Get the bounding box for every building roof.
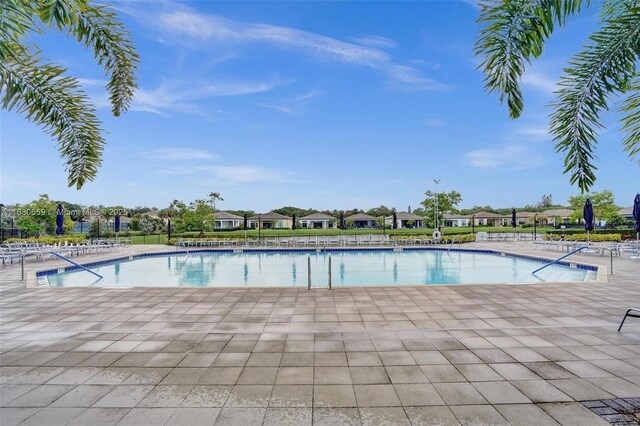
[249,211,291,220]
[394,211,424,220]
[345,213,377,221]
[443,213,469,219]
[216,211,244,220]
[516,211,536,218]
[300,213,337,221]
[542,208,574,217]
[471,211,507,218]
[618,207,633,216]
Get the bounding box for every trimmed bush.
[546,233,621,242]
[6,236,86,244]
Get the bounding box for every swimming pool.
[37,248,597,287]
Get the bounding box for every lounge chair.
[618,308,640,331]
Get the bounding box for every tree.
[568,190,619,223]
[539,194,553,208]
[476,0,640,192]
[207,192,224,212]
[367,205,393,217]
[1,0,139,188]
[420,190,463,228]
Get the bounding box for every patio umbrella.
[114,214,121,233]
[392,212,398,229]
[339,212,345,229]
[583,198,594,243]
[633,193,640,245]
[243,214,248,230]
[511,208,516,228]
[292,214,296,230]
[55,203,64,235]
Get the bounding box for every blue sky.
[2,0,639,211]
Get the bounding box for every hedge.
[546,233,621,242]
[167,234,477,246]
[5,236,87,244]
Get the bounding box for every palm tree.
[475,0,640,192]
[1,0,139,188]
[207,192,224,212]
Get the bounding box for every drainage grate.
[582,398,640,425]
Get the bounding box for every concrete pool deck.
[1,242,639,425]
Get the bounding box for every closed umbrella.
[511,208,516,228]
[583,199,594,244]
[633,193,640,249]
[339,212,345,229]
[243,214,248,230]
[292,214,297,230]
[114,214,121,233]
[392,211,398,229]
[55,203,64,235]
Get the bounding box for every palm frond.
[37,1,139,116]
[0,0,38,61]
[550,5,640,192]
[475,0,587,118]
[0,50,104,188]
[619,77,640,163]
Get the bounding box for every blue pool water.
[40,249,597,287]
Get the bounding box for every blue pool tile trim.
[35,246,599,277]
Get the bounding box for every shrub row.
[5,236,87,244]
[546,233,622,242]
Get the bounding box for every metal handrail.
[532,245,613,275]
[49,251,103,279]
[447,236,457,254]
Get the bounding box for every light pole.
[0,203,5,241]
[533,214,537,241]
[433,179,440,231]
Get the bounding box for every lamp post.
[472,214,475,234]
[533,214,537,241]
[0,203,4,241]
[433,179,440,231]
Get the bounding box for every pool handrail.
[532,245,613,275]
[49,251,103,280]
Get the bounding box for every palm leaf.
[0,50,104,188]
[551,5,640,192]
[475,0,587,118]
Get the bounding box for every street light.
[533,214,538,241]
[0,203,5,241]
[433,179,441,231]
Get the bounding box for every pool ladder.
[307,254,332,290]
[532,245,614,275]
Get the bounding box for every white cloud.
[146,147,217,161]
[351,35,398,49]
[209,165,283,182]
[425,118,446,127]
[465,145,545,170]
[521,72,558,93]
[130,78,288,116]
[132,5,448,92]
[159,164,287,183]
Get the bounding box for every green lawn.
[126,226,553,244]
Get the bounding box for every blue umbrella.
[292,214,296,230]
[511,208,516,228]
[55,203,64,235]
[583,199,594,242]
[633,193,640,234]
[114,214,121,233]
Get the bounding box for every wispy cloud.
[521,72,558,93]
[130,78,289,116]
[130,4,448,92]
[465,145,545,170]
[351,35,397,49]
[258,89,323,115]
[159,164,290,183]
[425,117,446,127]
[145,147,217,161]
